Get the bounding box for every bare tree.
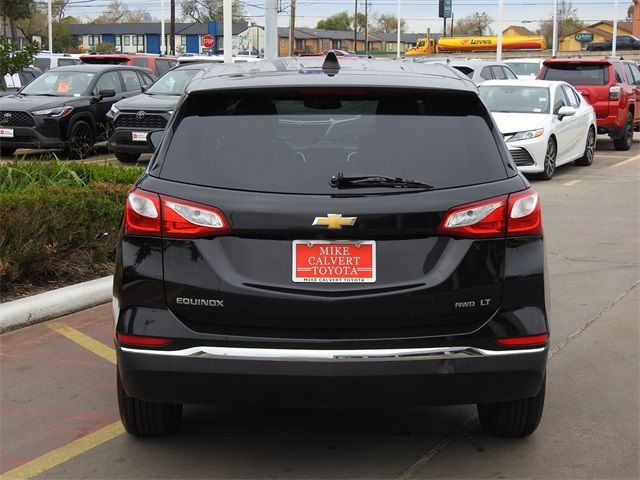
[370,13,406,33]
[181,0,247,23]
[537,0,584,48]
[452,12,493,36]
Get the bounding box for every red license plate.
[292,241,376,283]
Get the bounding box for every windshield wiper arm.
[329,173,434,190]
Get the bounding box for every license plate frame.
[292,240,376,283]
[131,131,148,142]
[0,128,14,138]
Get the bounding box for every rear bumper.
[116,344,548,407]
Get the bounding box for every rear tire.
[115,152,141,163]
[0,147,16,157]
[117,368,182,437]
[612,112,634,151]
[477,374,546,438]
[575,127,595,166]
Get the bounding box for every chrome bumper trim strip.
[120,345,546,362]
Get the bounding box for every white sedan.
[479,80,597,180]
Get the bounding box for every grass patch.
[0,161,144,300]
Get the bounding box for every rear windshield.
[157,89,507,194]
[506,62,540,76]
[541,63,608,85]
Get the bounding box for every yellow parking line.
[47,322,116,365]
[607,154,640,169]
[0,422,125,480]
[562,179,582,186]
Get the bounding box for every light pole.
[552,0,558,56]
[48,0,53,52]
[496,0,503,61]
[396,0,401,58]
[612,0,619,56]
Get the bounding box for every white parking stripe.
[607,154,640,169]
[562,180,582,186]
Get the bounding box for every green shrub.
[0,159,142,192]
[0,161,144,299]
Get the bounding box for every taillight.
[124,187,231,238]
[438,195,507,238]
[496,333,549,346]
[124,188,161,236]
[162,196,230,238]
[507,188,542,236]
[609,85,621,100]
[438,187,542,238]
[117,332,173,347]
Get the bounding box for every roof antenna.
[322,51,340,76]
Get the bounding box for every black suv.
[107,63,208,163]
[0,64,155,158]
[114,54,549,438]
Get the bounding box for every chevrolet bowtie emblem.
[312,214,357,229]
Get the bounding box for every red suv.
[80,54,178,77]
[537,58,640,150]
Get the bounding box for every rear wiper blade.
[329,173,434,190]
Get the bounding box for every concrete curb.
[0,276,113,334]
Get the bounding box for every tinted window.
[121,70,141,91]
[34,58,51,71]
[542,63,608,85]
[156,59,171,75]
[553,89,568,114]
[628,63,640,84]
[503,67,518,80]
[157,90,507,193]
[452,66,474,79]
[613,63,625,83]
[57,58,76,66]
[491,66,506,79]
[138,72,155,87]
[505,62,540,76]
[95,71,123,94]
[480,67,493,80]
[562,85,579,107]
[133,58,148,68]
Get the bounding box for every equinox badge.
[176,297,224,307]
[312,214,357,229]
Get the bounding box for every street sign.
[575,32,594,42]
[439,0,452,19]
[202,34,215,49]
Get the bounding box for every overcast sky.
[64,0,622,34]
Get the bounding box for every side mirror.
[557,105,576,119]
[148,130,164,151]
[98,89,116,99]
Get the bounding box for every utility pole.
[265,0,278,58]
[551,0,558,56]
[612,0,619,56]
[289,0,296,56]
[224,0,232,63]
[354,0,358,54]
[170,0,175,55]
[396,0,400,58]
[496,0,503,61]
[47,0,53,52]
[160,0,165,55]
[364,0,368,55]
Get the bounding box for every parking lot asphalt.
[0,136,638,479]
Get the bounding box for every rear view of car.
[114,56,548,439]
[538,58,640,150]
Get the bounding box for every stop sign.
[202,34,215,49]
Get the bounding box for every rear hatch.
[539,60,610,118]
[147,87,522,339]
